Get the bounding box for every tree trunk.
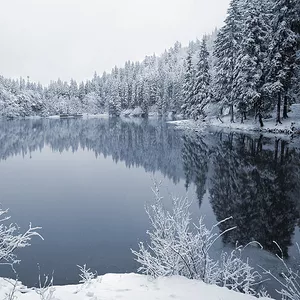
[276,93,282,124]
[230,104,234,123]
[283,94,288,119]
[258,113,264,127]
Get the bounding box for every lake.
[0,117,300,298]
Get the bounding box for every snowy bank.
[0,273,272,300]
[169,104,300,135]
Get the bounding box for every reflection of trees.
[0,118,184,183]
[181,133,210,206]
[1,118,300,257]
[209,133,300,257]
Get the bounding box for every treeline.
[0,0,299,124]
[0,32,214,118]
[212,0,300,126]
[182,0,300,125]
[0,33,216,118]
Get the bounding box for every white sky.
[0,0,230,85]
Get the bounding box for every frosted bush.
[132,183,262,296]
[35,271,55,300]
[260,242,300,300]
[0,206,42,269]
[77,264,97,286]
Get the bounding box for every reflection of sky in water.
[0,118,300,299]
[0,144,196,286]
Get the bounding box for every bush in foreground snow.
[0,206,42,270]
[260,242,300,300]
[132,183,263,296]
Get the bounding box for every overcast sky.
[0,0,230,85]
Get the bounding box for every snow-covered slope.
[0,273,272,300]
[209,103,300,134]
[169,103,300,135]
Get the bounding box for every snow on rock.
[0,273,272,300]
[121,107,144,117]
[131,106,143,117]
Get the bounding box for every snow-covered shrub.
[0,206,42,269]
[77,264,97,287]
[261,242,300,300]
[3,278,18,300]
[35,271,55,300]
[219,246,261,295]
[132,183,262,295]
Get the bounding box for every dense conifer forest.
[0,0,299,126]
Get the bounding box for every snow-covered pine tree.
[141,79,150,116]
[268,0,299,123]
[234,0,271,125]
[181,52,194,118]
[108,76,122,117]
[78,82,86,101]
[290,0,300,103]
[213,0,245,122]
[191,37,211,120]
[69,79,78,98]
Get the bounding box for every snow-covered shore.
[0,273,271,300]
[169,104,300,135]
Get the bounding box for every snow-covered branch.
[0,206,43,269]
[260,242,300,300]
[132,184,263,296]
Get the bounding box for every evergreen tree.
[109,81,121,117]
[268,0,299,123]
[181,52,194,118]
[191,38,211,120]
[78,82,86,101]
[234,0,271,125]
[69,79,78,98]
[214,0,244,122]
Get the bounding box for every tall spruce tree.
[181,52,194,118]
[191,38,211,120]
[234,0,271,125]
[268,0,299,123]
[214,0,245,122]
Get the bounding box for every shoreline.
[0,273,271,300]
[168,104,300,136]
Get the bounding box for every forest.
[0,0,299,125]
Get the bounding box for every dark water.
[0,117,300,297]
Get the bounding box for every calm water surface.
[0,117,300,298]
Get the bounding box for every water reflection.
[0,118,300,288]
[208,133,300,257]
[181,133,210,207]
[181,129,300,257]
[0,118,184,183]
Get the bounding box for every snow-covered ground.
[169,104,300,135]
[0,273,271,300]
